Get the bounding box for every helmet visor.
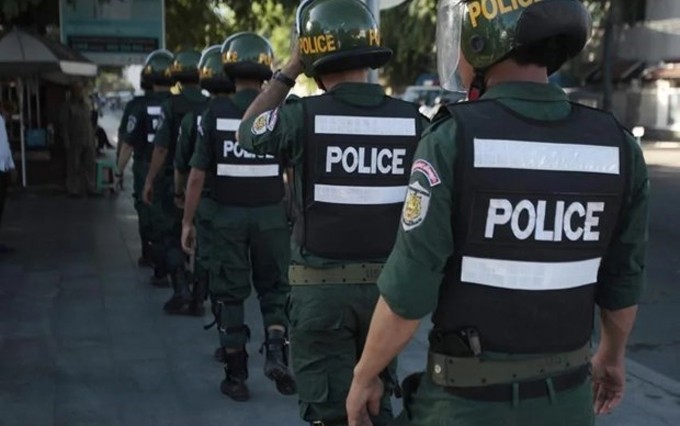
[436,0,465,91]
[295,0,316,35]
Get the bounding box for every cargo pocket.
[288,287,346,331]
[298,372,330,404]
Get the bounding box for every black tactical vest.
[433,100,629,354]
[168,92,207,165]
[209,97,284,206]
[139,98,163,162]
[296,93,422,259]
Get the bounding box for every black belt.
[444,365,589,402]
[311,417,347,426]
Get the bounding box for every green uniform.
[153,86,208,274]
[374,83,649,426]
[239,83,428,424]
[175,109,212,296]
[119,96,151,254]
[190,89,290,349]
[119,93,171,262]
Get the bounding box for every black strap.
[310,418,348,426]
[444,365,589,402]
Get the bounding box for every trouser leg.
[208,216,252,400]
[0,172,8,232]
[289,285,394,426]
[249,214,295,395]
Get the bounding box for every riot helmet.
[199,45,234,94]
[437,0,591,93]
[220,32,274,81]
[142,49,174,88]
[168,49,202,84]
[296,0,392,77]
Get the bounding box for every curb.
[626,357,680,396]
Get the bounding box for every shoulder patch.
[157,110,165,130]
[411,159,441,187]
[251,110,272,135]
[267,108,279,131]
[401,181,431,232]
[126,115,137,133]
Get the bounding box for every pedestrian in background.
[60,83,96,197]
[0,102,15,253]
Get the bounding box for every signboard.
[60,0,165,66]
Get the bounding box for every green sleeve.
[189,109,215,171]
[237,102,305,162]
[174,112,196,173]
[377,118,458,320]
[154,100,173,149]
[595,135,649,310]
[118,99,139,146]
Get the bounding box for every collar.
[481,82,568,103]
[327,82,385,97]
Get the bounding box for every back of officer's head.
[220,32,274,87]
[199,45,234,95]
[438,0,591,92]
[296,0,392,85]
[143,49,174,90]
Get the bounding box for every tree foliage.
[380,0,437,90]
[0,0,651,90]
[165,0,296,68]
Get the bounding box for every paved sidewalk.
[0,163,679,425]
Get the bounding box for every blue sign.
[60,0,165,66]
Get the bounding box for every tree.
[381,0,437,90]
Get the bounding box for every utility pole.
[366,0,379,83]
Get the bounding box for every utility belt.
[288,263,383,285]
[428,344,590,388]
[426,328,590,401]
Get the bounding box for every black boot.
[149,267,169,288]
[263,329,297,396]
[221,349,250,402]
[137,239,153,268]
[163,269,192,314]
[214,346,227,363]
[188,272,207,317]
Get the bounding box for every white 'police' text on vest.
[325,146,407,175]
[485,199,604,242]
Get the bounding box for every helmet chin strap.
[314,76,327,92]
[468,71,487,101]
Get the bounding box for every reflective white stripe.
[314,184,407,205]
[216,164,279,177]
[314,115,416,136]
[147,134,155,143]
[217,118,241,132]
[461,256,601,291]
[197,115,202,127]
[147,106,161,116]
[474,138,620,175]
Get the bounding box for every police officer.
[117,49,174,271]
[143,49,208,315]
[173,45,234,316]
[346,1,649,425]
[181,33,296,401]
[237,1,426,423]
